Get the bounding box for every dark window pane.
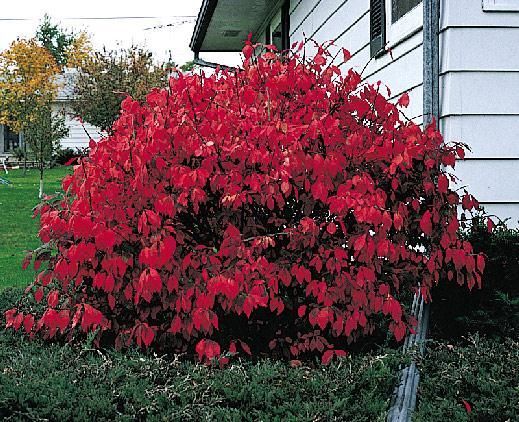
[272,22,283,51]
[392,0,421,23]
[4,126,19,152]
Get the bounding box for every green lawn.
[0,167,70,289]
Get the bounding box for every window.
[392,0,422,23]
[3,126,20,153]
[483,0,519,12]
[370,0,423,57]
[268,0,290,51]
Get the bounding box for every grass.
[0,167,70,289]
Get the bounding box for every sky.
[0,0,240,67]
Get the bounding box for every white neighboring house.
[52,69,103,151]
[190,0,519,224]
[0,68,102,157]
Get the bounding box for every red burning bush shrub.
[5,39,487,363]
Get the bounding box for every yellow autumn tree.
[0,38,59,133]
[64,31,94,70]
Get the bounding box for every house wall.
[52,102,104,151]
[279,0,519,225]
[286,0,424,121]
[440,0,519,224]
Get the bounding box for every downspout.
[424,0,440,125]
[387,1,439,421]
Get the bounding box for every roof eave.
[190,0,219,53]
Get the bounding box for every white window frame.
[483,0,519,12]
[385,0,423,48]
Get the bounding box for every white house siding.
[285,0,424,121]
[283,0,519,225]
[440,0,519,224]
[52,102,104,151]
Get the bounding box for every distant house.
[190,0,519,224]
[52,69,103,151]
[0,69,102,156]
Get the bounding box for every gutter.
[387,1,440,421]
[192,51,235,71]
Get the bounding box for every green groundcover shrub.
[415,335,519,422]
[429,220,519,340]
[1,287,404,421]
[416,220,519,421]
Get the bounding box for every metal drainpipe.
[387,1,439,421]
[424,0,440,125]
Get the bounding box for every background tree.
[23,103,68,198]
[180,60,196,72]
[72,46,168,133]
[36,14,93,70]
[0,39,59,173]
[64,32,94,69]
[0,39,58,133]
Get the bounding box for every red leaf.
[322,350,334,365]
[397,92,410,107]
[22,253,32,270]
[239,340,252,355]
[196,339,221,361]
[47,290,59,308]
[476,254,485,273]
[138,268,162,302]
[420,211,433,235]
[141,324,155,347]
[289,359,302,368]
[95,229,117,250]
[353,235,366,252]
[438,174,449,194]
[334,349,347,358]
[316,308,330,330]
[23,314,35,333]
[342,48,351,62]
[314,54,326,66]
[297,305,307,318]
[108,294,116,310]
[34,288,44,303]
[326,222,337,235]
[487,218,495,233]
[461,399,472,414]
[393,213,403,230]
[166,276,179,293]
[242,296,254,318]
[242,44,254,60]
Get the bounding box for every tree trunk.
[39,164,44,199]
[23,134,28,176]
